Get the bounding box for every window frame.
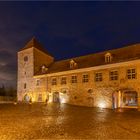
[82,74,89,83]
[127,68,136,79]
[24,56,28,62]
[36,79,40,86]
[95,72,103,82]
[71,75,77,83]
[105,53,112,63]
[61,77,67,85]
[109,70,118,81]
[51,77,57,85]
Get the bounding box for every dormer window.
[70,59,77,69]
[41,65,48,73]
[105,52,112,63]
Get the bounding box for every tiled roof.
[20,37,52,57]
[35,43,140,75]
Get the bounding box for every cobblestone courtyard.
[0,103,140,139]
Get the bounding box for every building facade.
[17,38,140,109]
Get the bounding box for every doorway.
[113,89,138,108]
[122,91,138,107]
[24,94,31,102]
[53,92,60,103]
[38,94,42,102]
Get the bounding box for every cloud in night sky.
[0,1,140,87]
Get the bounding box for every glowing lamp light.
[99,102,106,108]
[14,102,17,105]
[60,98,66,103]
[48,99,52,103]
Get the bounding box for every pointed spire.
[20,37,53,57]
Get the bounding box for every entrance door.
[53,92,60,103]
[38,94,42,102]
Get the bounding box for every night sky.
[1,1,140,87]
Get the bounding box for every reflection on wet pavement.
[0,103,140,139]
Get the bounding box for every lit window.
[24,83,26,89]
[61,77,67,85]
[82,74,89,83]
[36,79,40,86]
[71,75,77,83]
[24,56,28,62]
[105,52,112,63]
[110,71,118,80]
[51,78,57,85]
[127,68,136,79]
[95,72,102,82]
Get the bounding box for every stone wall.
[44,60,140,108]
[17,47,53,102]
[17,48,35,101]
[18,46,140,108]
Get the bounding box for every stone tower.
[17,37,54,102]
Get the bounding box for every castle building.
[17,37,140,109]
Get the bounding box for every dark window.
[95,73,102,82]
[127,68,136,79]
[110,71,118,80]
[61,77,67,85]
[24,83,26,89]
[24,56,28,62]
[82,74,89,83]
[52,78,57,85]
[36,80,40,86]
[71,75,77,83]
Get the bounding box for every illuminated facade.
[17,37,140,109]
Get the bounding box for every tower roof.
[20,37,53,57]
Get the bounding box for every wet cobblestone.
[0,103,140,139]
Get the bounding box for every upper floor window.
[71,75,77,83]
[82,74,89,83]
[24,83,26,89]
[105,52,112,63]
[51,78,57,85]
[70,59,77,69]
[61,77,67,85]
[127,68,136,79]
[95,72,102,82]
[41,65,48,73]
[24,56,28,62]
[36,79,40,86]
[110,70,118,80]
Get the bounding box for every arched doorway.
[24,94,31,102]
[87,97,94,107]
[113,89,138,108]
[53,92,60,103]
[122,91,138,107]
[38,94,42,102]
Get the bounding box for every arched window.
[41,65,48,73]
[105,52,112,63]
[70,59,77,69]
